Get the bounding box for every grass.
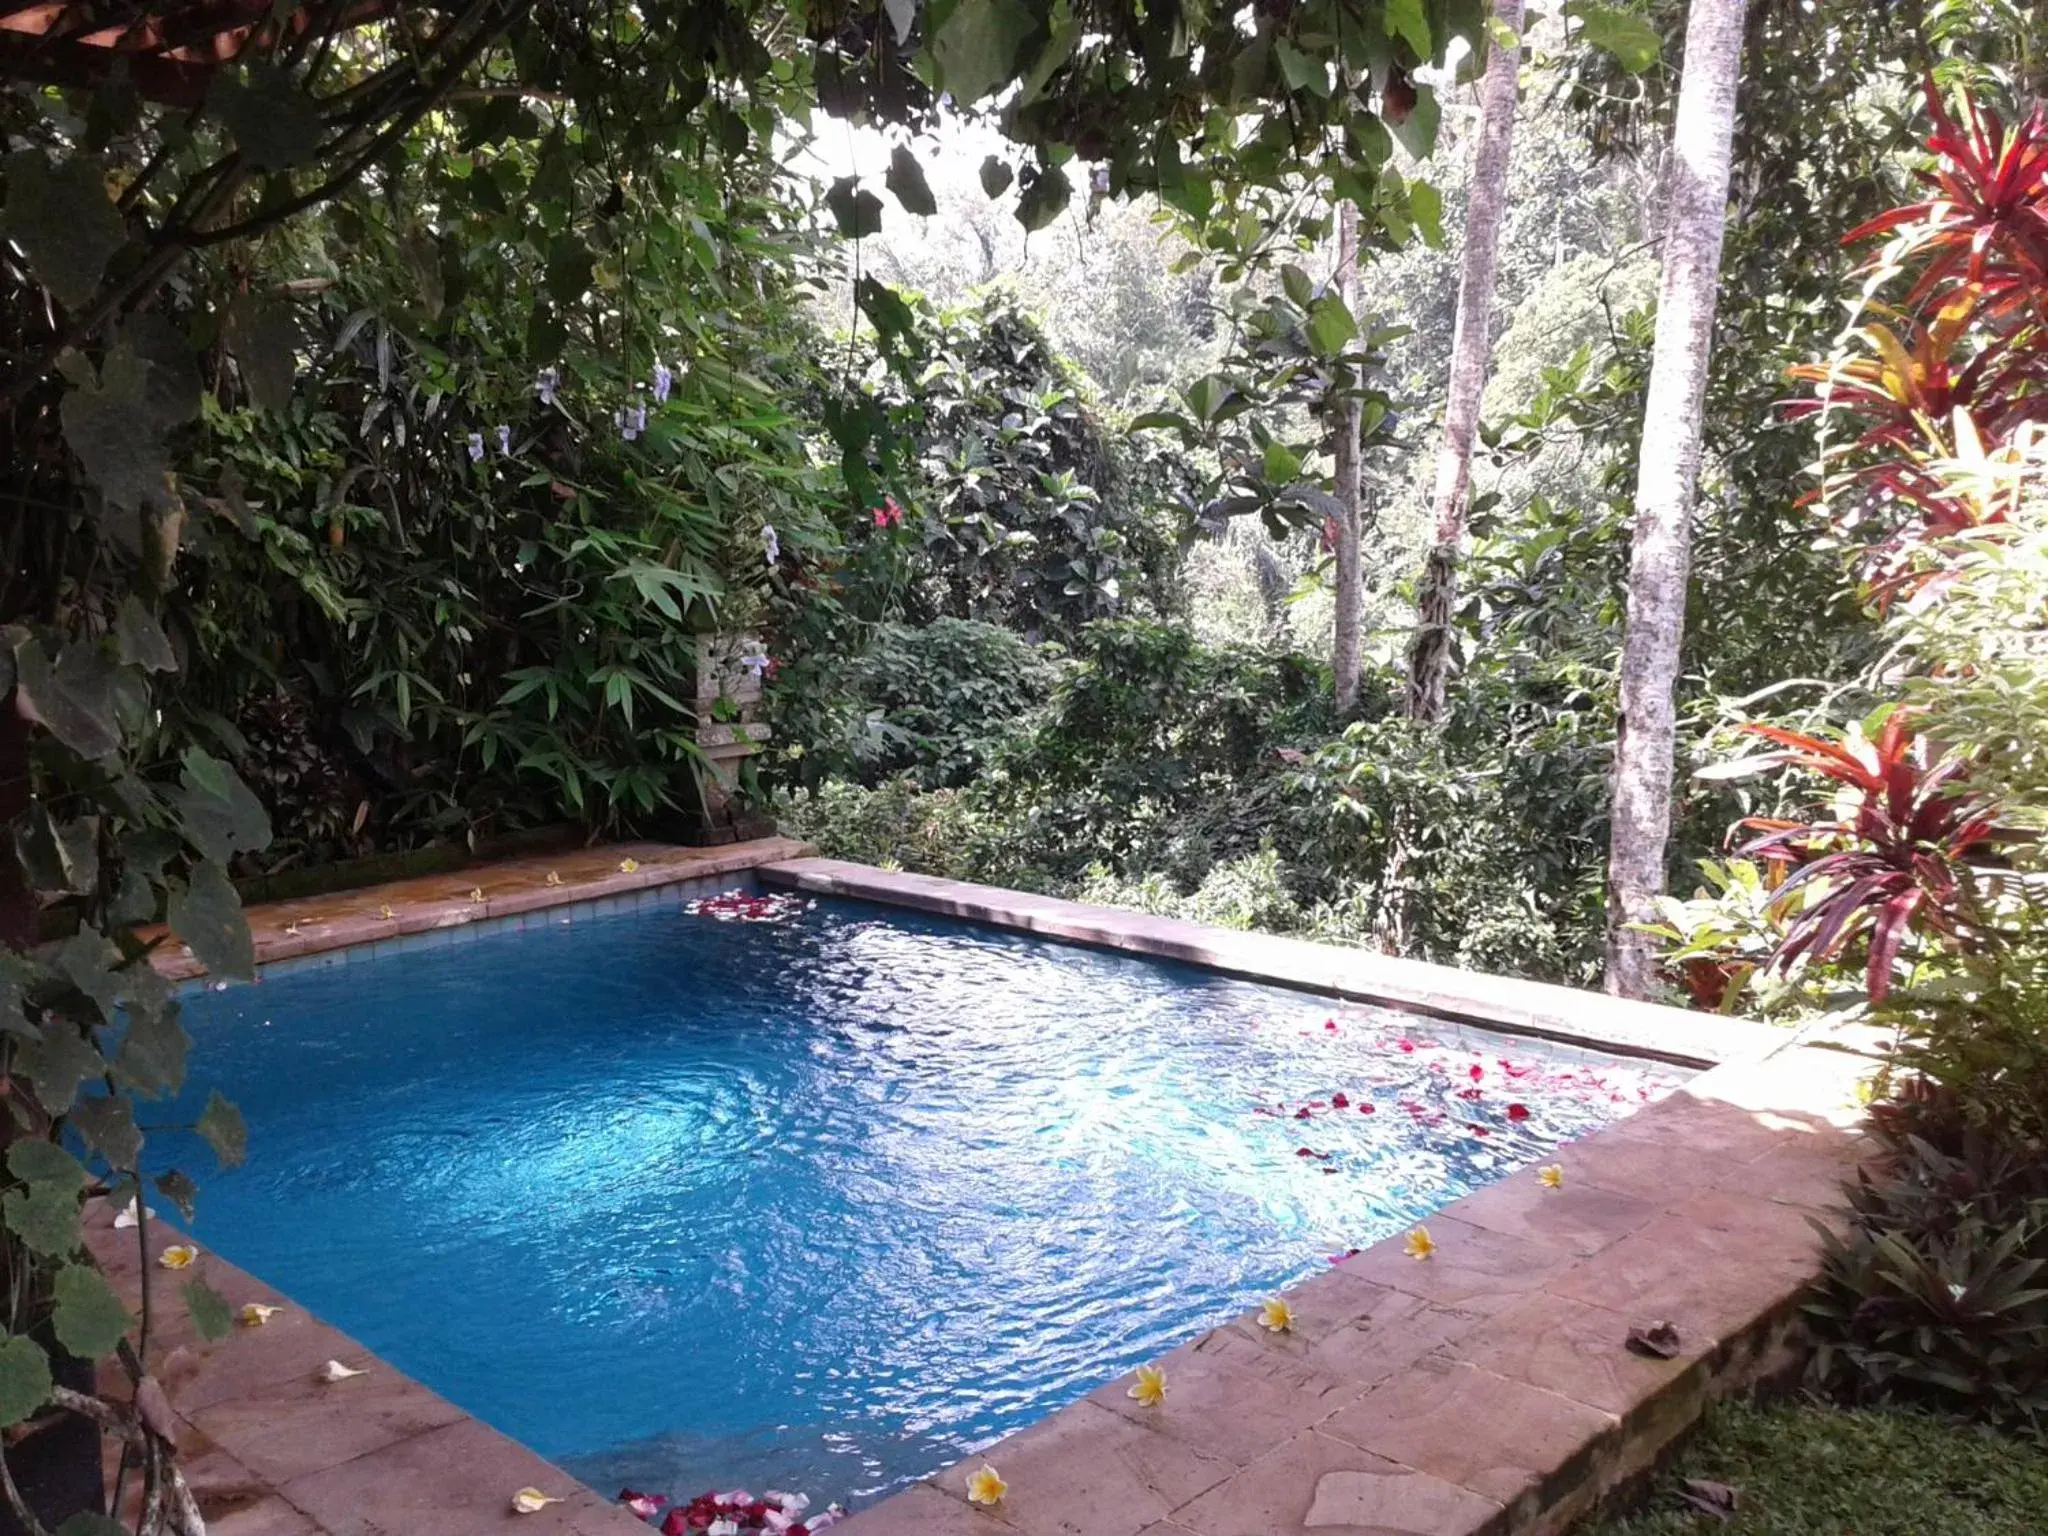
[1590,1398,2048,1534]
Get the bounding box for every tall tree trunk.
[1331,197,1363,713]
[1604,0,1748,998]
[1404,0,1524,724]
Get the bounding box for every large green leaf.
[1569,1,1663,73]
[544,235,595,305]
[14,808,99,895]
[929,0,1036,105]
[886,146,937,217]
[173,752,272,865]
[978,156,1014,198]
[51,1264,131,1360]
[55,929,125,1019]
[196,1091,248,1170]
[0,1336,51,1429]
[115,596,176,674]
[58,345,171,512]
[1385,0,1433,57]
[1,151,125,308]
[8,1141,87,1195]
[825,177,884,239]
[223,295,300,413]
[70,1094,142,1172]
[56,1515,129,1536]
[212,61,323,172]
[1305,294,1359,357]
[3,1181,81,1257]
[113,997,191,1098]
[168,863,254,982]
[183,1277,234,1343]
[1016,165,1071,232]
[154,1169,199,1222]
[16,1026,104,1116]
[114,311,202,433]
[1409,178,1445,248]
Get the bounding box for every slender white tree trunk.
[1332,197,1363,712]
[1405,0,1524,724]
[1605,0,1748,998]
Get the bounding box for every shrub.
[825,618,1061,789]
[1805,958,2048,1438]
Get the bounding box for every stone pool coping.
[144,835,812,978]
[107,845,1877,1536]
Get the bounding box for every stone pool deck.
[119,845,1878,1535]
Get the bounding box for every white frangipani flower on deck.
[114,1199,156,1230]
[512,1488,561,1515]
[317,1359,366,1383]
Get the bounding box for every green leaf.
[978,155,1014,198]
[544,234,595,305]
[1016,165,1071,232]
[70,1094,142,1172]
[1388,85,1440,159]
[168,862,254,982]
[1385,0,1433,57]
[3,1181,81,1258]
[886,146,937,217]
[59,344,171,511]
[883,0,918,44]
[1305,294,1359,357]
[9,1141,87,1195]
[14,635,123,759]
[1410,178,1445,247]
[16,1026,104,1116]
[114,311,201,433]
[154,1170,199,1222]
[51,1264,131,1360]
[113,997,190,1099]
[15,807,99,895]
[1281,263,1315,309]
[173,754,272,866]
[182,1277,234,1343]
[1262,439,1304,483]
[115,596,176,673]
[929,0,1036,105]
[211,61,323,173]
[1569,1,1663,73]
[1274,39,1328,96]
[0,1336,51,1429]
[825,177,884,239]
[2,151,125,308]
[55,929,124,1019]
[56,1515,129,1536]
[196,1091,248,1170]
[223,295,299,414]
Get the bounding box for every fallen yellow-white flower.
[317,1360,366,1383]
[239,1303,282,1328]
[158,1245,198,1270]
[1127,1364,1166,1406]
[1404,1226,1437,1261]
[619,857,640,874]
[1257,1298,1294,1333]
[965,1465,1007,1505]
[1538,1164,1564,1190]
[511,1488,561,1515]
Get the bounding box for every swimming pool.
[153,879,1679,1509]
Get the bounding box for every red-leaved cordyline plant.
[1786,82,2048,594]
[1737,714,2016,1001]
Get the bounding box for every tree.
[1332,196,1365,712]
[1604,0,1749,998]
[1404,0,1524,723]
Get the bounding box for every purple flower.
[535,368,558,406]
[652,361,673,403]
[616,407,639,442]
[496,425,511,455]
[633,402,648,435]
[467,432,484,463]
[762,524,780,567]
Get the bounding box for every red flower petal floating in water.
[1397,1039,1416,1053]
[1331,1092,1349,1109]
[1328,1247,1361,1263]
[1507,1103,1531,1122]
[684,890,809,924]
[1294,1106,1313,1120]
[1470,1064,1484,1081]
[619,1490,667,1521]
[1296,1147,1331,1160]
[1324,1019,1339,1031]
[1358,1102,1375,1114]
[1469,1126,1491,1137]
[1458,1087,1484,1102]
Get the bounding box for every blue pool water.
[153,882,1677,1507]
